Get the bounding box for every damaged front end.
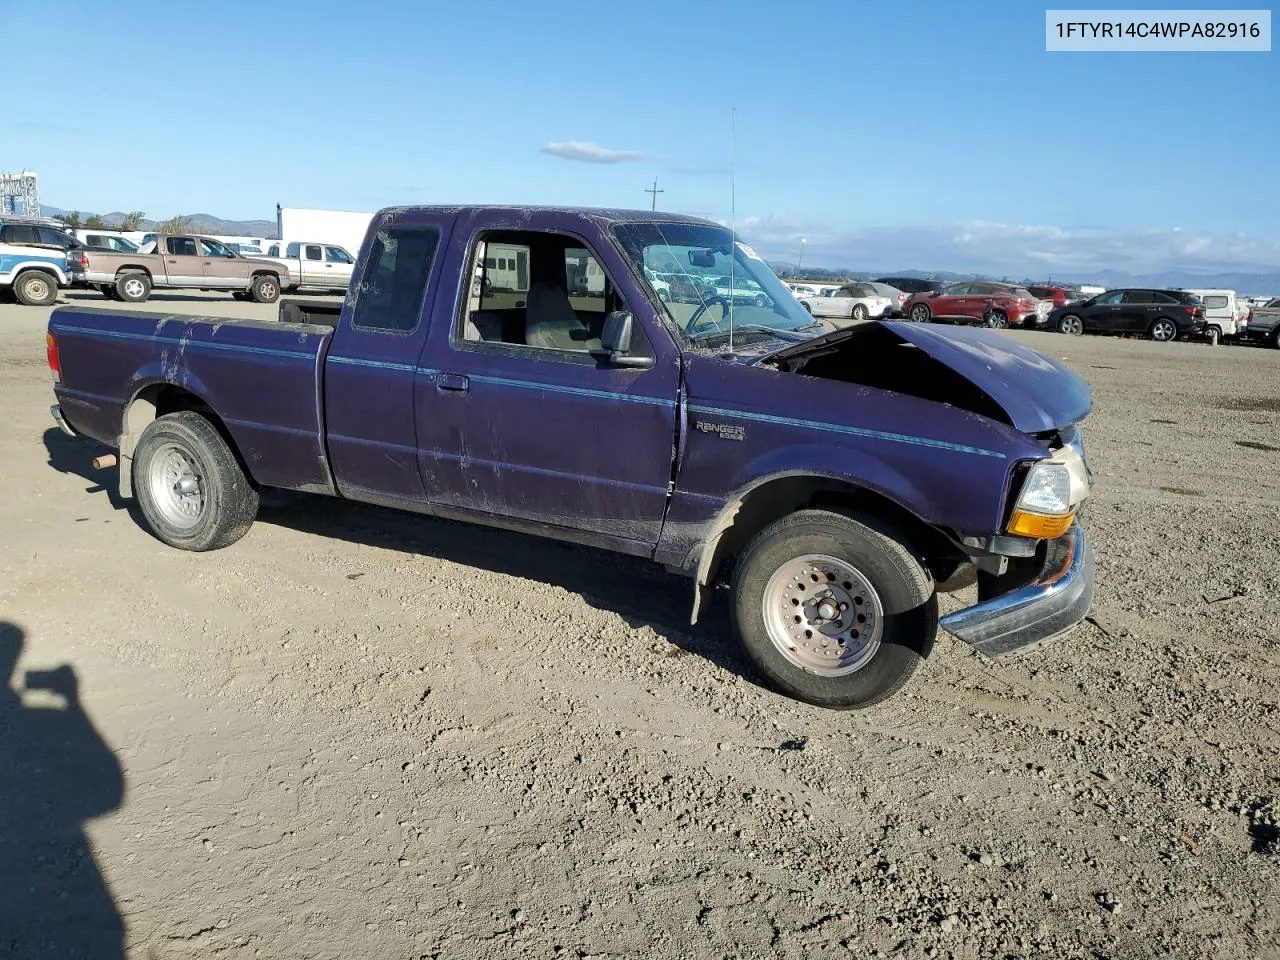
[757,321,1097,658]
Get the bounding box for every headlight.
[1007,444,1091,539]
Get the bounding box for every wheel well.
[691,476,961,622]
[120,385,246,497]
[251,270,280,280]
[15,267,58,281]
[115,266,153,279]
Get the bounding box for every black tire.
[13,270,58,306]
[730,509,937,709]
[984,309,1009,329]
[852,303,868,322]
[132,412,259,552]
[99,284,120,300]
[250,274,281,303]
[1272,328,1280,350]
[1058,314,1084,336]
[116,272,151,303]
[910,303,931,323]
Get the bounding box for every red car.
[903,281,1042,328]
[1027,284,1070,308]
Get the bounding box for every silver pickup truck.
[261,241,356,293]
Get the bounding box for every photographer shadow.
[0,622,125,959]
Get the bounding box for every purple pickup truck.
[46,205,1095,709]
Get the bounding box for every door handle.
[437,372,469,392]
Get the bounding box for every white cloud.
[540,141,650,164]
[730,214,1280,278]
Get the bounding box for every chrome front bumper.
[939,523,1094,658]
[51,404,78,438]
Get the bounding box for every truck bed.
[50,306,336,493]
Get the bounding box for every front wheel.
[1149,318,1178,342]
[1058,314,1084,336]
[133,412,259,551]
[730,509,937,709]
[910,304,931,323]
[250,274,281,303]
[13,270,57,306]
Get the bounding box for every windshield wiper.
[688,323,811,344]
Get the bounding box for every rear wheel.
[731,509,937,709]
[13,270,57,306]
[1058,314,1084,336]
[116,273,151,303]
[133,412,259,551]
[852,303,868,322]
[250,274,280,303]
[985,309,1009,329]
[910,304,931,323]
[1149,317,1178,342]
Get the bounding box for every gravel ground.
[2,292,1277,959]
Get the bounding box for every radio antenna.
[728,106,737,354]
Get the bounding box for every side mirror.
[591,310,653,369]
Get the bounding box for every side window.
[833,288,852,298]
[456,231,639,360]
[325,246,352,263]
[38,227,72,246]
[1150,292,1178,305]
[945,284,971,296]
[1202,295,1228,309]
[286,243,300,257]
[4,225,38,243]
[305,244,322,261]
[350,227,440,333]
[1120,291,1152,305]
[166,237,198,256]
[1095,291,1124,305]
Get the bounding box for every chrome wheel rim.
[148,442,206,530]
[987,312,1007,328]
[122,277,145,299]
[259,280,277,298]
[1152,320,1175,341]
[762,554,884,676]
[1061,316,1082,335]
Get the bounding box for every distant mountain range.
[38,204,1276,294]
[40,205,277,239]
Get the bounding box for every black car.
[0,220,83,251]
[874,276,945,296]
[1047,288,1206,341]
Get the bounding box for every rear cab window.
[349,228,441,333]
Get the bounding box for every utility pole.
[645,179,664,211]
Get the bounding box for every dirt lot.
[2,292,1278,959]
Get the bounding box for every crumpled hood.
[758,321,1092,434]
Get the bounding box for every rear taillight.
[1185,305,1202,318]
[74,252,88,269]
[46,332,61,383]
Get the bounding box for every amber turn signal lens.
[1007,508,1076,539]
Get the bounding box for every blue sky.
[7,0,1278,275]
